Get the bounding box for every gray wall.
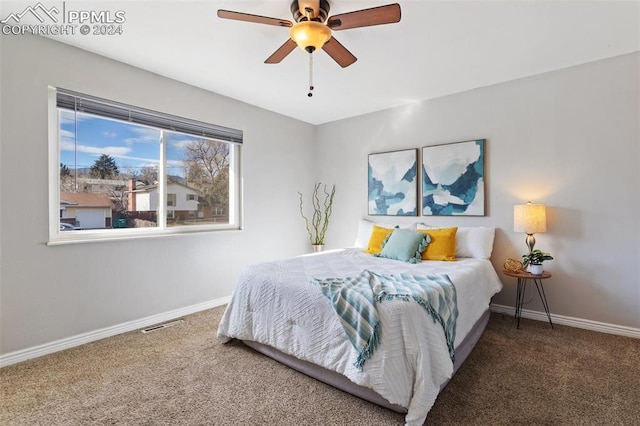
[0,34,315,355]
[316,52,640,329]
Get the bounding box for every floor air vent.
[141,319,184,334]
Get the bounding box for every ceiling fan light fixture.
[290,21,331,53]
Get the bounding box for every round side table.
[502,269,553,329]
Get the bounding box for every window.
[49,88,243,243]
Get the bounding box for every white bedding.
[217,248,503,425]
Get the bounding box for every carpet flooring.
[1,305,638,425]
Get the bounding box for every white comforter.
[217,249,503,425]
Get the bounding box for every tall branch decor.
[298,183,336,247]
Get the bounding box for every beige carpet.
[1,306,638,425]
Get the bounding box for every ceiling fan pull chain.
[308,52,314,97]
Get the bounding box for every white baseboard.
[490,304,640,339]
[0,296,231,368]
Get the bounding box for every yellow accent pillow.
[417,227,458,261]
[365,225,395,255]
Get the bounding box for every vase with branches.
[298,183,336,251]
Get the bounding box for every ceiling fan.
[217,1,401,95]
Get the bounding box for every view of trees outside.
[90,154,119,179]
[177,133,230,216]
[59,110,230,230]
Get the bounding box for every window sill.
[47,225,242,246]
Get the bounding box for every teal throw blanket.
[312,270,458,370]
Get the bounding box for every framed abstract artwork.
[422,139,485,216]
[368,149,418,216]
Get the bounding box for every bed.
[217,223,502,425]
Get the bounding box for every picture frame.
[368,149,418,216]
[422,139,485,216]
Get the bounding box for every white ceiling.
[3,0,639,124]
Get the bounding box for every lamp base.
[525,234,536,253]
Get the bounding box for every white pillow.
[456,227,495,259]
[353,219,417,248]
[416,224,495,259]
[354,219,376,248]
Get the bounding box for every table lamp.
[514,201,547,253]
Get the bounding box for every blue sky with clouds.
[59,110,197,177]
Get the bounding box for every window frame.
[47,87,243,245]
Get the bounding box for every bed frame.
[242,308,490,413]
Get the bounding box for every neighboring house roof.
[60,192,112,208]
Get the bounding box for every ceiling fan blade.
[298,0,321,19]
[327,3,401,31]
[217,10,292,27]
[322,37,357,68]
[265,39,298,64]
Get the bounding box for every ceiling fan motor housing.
[290,0,330,23]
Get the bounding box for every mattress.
[217,248,503,425]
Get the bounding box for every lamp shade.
[290,21,332,53]
[514,202,547,234]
